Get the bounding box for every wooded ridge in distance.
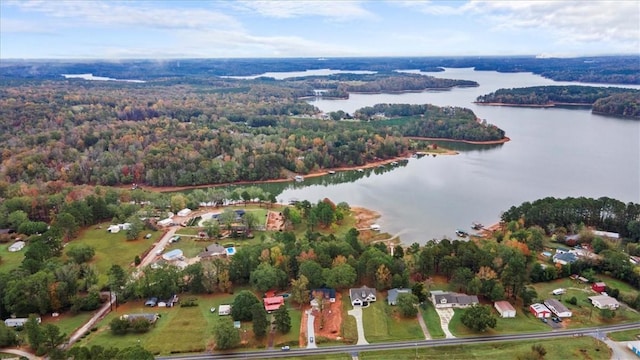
[475,86,640,118]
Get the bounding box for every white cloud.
[235,0,375,20]
[0,17,56,34]
[7,0,242,31]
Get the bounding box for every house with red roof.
[263,296,285,313]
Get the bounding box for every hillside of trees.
[476,86,640,118]
[2,56,637,84]
[501,196,640,240]
[0,78,504,187]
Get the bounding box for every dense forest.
[475,86,640,118]
[0,77,505,187]
[2,56,638,84]
[501,196,640,240]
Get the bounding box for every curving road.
[155,322,640,360]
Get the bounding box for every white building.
[177,208,192,217]
[544,299,572,317]
[218,304,231,316]
[588,295,620,310]
[494,301,516,318]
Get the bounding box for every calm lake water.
[251,68,640,244]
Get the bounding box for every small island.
[475,85,640,119]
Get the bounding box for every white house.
[218,304,231,315]
[544,298,572,317]
[529,303,551,318]
[431,290,479,309]
[4,317,40,328]
[157,218,173,227]
[107,223,131,233]
[588,295,620,310]
[177,208,192,217]
[494,301,516,318]
[8,241,25,252]
[349,286,377,306]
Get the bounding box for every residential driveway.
[0,348,42,360]
[417,307,432,340]
[347,306,369,345]
[139,227,177,269]
[306,310,317,349]
[604,339,637,360]
[434,307,456,338]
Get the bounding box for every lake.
[250,68,640,244]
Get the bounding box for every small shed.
[8,241,25,252]
[494,301,516,318]
[529,303,551,318]
[218,304,231,316]
[592,282,606,293]
[177,208,192,217]
[157,218,173,227]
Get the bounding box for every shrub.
[567,296,578,305]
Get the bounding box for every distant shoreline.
[406,136,511,145]
[474,102,592,108]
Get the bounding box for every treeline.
[476,85,638,105]
[0,79,504,187]
[592,93,640,118]
[356,104,506,141]
[335,73,477,93]
[501,196,640,240]
[2,56,637,84]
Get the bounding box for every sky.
[1,0,639,59]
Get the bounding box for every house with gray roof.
[553,251,578,265]
[198,243,226,258]
[431,290,479,309]
[387,288,412,305]
[349,286,377,307]
[544,298,572,317]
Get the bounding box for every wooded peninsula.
[475,86,640,118]
[0,74,503,187]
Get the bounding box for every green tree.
[52,212,79,242]
[42,323,66,350]
[110,317,130,335]
[213,318,240,350]
[250,263,286,293]
[231,290,261,321]
[298,260,324,289]
[520,287,538,307]
[467,277,482,296]
[125,217,143,240]
[117,345,154,360]
[461,305,497,332]
[396,293,419,318]
[411,282,427,303]
[66,244,96,264]
[600,308,616,320]
[0,323,18,347]
[7,210,29,231]
[251,304,269,339]
[25,315,44,350]
[274,305,291,334]
[323,263,356,290]
[290,275,310,307]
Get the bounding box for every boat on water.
[328,170,336,174]
[357,169,364,172]
[370,224,381,231]
[294,175,304,182]
[471,222,484,230]
[456,229,469,237]
[390,161,398,166]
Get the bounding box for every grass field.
[359,337,610,360]
[0,242,24,272]
[421,302,445,339]
[608,328,640,341]
[73,223,158,285]
[339,291,357,344]
[77,291,301,355]
[44,311,95,338]
[449,306,549,337]
[361,299,423,343]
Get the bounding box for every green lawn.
[608,328,640,341]
[359,337,610,360]
[77,291,302,355]
[420,302,445,339]
[72,223,158,285]
[341,292,357,344]
[0,242,25,272]
[595,275,639,295]
[361,299,423,343]
[449,306,548,337]
[44,311,95,338]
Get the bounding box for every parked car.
[541,318,548,323]
[551,317,559,323]
[309,337,314,343]
[281,346,290,351]
[145,233,152,239]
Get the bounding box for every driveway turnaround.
[347,306,369,345]
[306,310,318,349]
[434,307,456,338]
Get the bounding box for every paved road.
[0,348,42,360]
[604,339,638,360]
[154,322,640,360]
